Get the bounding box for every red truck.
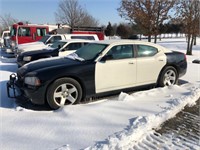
[9,22,104,46]
[10,22,57,45]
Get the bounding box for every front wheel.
[158,66,178,87]
[46,78,82,109]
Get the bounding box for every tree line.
[104,21,186,39]
[0,0,199,55]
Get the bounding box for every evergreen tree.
[105,22,114,37]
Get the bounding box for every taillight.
[184,54,187,61]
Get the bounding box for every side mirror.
[59,48,65,52]
[100,54,113,62]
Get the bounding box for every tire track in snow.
[132,99,200,150]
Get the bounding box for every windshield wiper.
[65,53,85,61]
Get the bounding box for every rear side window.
[137,45,158,57]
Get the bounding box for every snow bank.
[0,38,199,150]
[86,85,200,150]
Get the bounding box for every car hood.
[18,42,48,52]
[21,45,48,52]
[18,57,82,76]
[21,47,56,56]
[18,41,44,48]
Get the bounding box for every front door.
[95,44,136,93]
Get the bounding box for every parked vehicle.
[0,30,10,47]
[15,34,99,55]
[71,26,104,40]
[7,40,187,109]
[17,39,92,67]
[4,22,59,53]
[10,22,57,45]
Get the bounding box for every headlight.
[23,56,32,61]
[17,49,23,53]
[24,76,41,86]
[11,41,16,47]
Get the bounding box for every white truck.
[14,34,99,55]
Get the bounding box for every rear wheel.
[158,66,178,87]
[47,78,82,109]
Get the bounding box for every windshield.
[50,41,67,49]
[39,35,50,43]
[10,27,16,36]
[74,43,108,61]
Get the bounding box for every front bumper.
[7,74,46,105]
[16,61,27,68]
[7,74,21,98]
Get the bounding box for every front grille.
[16,72,24,87]
[17,55,23,62]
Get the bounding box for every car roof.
[93,39,155,45]
[92,39,171,51]
[56,39,94,43]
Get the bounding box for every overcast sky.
[0,0,126,26]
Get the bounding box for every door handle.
[128,62,134,64]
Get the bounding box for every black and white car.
[7,40,187,109]
[17,39,92,67]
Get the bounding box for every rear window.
[71,36,95,40]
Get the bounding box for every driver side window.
[106,45,133,60]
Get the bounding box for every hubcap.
[163,70,176,86]
[53,83,78,106]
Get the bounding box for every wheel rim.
[53,83,78,106]
[163,70,176,86]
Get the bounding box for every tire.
[158,66,178,87]
[46,78,82,109]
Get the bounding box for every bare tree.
[0,13,18,30]
[55,0,99,28]
[176,0,200,55]
[118,0,175,43]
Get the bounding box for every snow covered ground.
[0,38,200,150]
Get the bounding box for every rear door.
[136,44,166,85]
